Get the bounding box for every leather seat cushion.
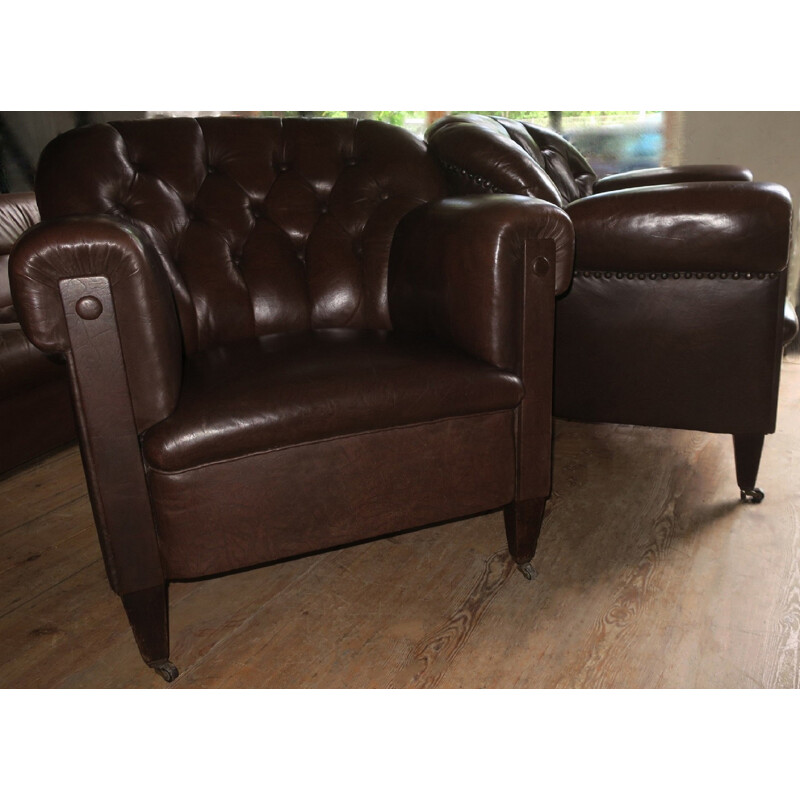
[0,323,67,402]
[143,329,524,472]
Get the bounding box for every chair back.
[35,117,447,354]
[426,114,596,206]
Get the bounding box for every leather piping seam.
[145,407,517,476]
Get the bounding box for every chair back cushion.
[35,117,446,353]
[426,115,596,206]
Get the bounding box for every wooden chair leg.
[733,433,765,504]
[121,584,177,682]
[504,497,547,580]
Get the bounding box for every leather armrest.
[0,192,39,253]
[1,192,40,324]
[9,215,183,432]
[784,298,799,346]
[389,195,574,372]
[568,182,792,275]
[593,165,753,193]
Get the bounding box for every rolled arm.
[388,194,574,372]
[10,214,182,432]
[568,182,792,275]
[593,165,753,194]
[1,192,39,323]
[785,298,799,346]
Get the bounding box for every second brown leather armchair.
[10,116,574,681]
[1,192,75,474]
[426,114,798,502]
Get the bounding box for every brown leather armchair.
[1,192,75,474]
[426,114,798,502]
[9,116,573,681]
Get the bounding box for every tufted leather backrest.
[501,118,596,202]
[35,117,447,354]
[426,115,596,206]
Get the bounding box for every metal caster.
[516,562,538,581]
[152,659,179,683]
[740,488,765,504]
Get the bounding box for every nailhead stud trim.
[577,270,776,280]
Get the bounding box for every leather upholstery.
[0,193,75,474]
[0,323,66,400]
[12,216,183,433]
[424,113,797,484]
[143,329,524,472]
[426,114,595,205]
[389,194,574,367]
[785,297,799,343]
[593,164,753,193]
[9,116,574,674]
[34,117,446,354]
[151,409,518,580]
[569,182,792,275]
[427,115,754,206]
[553,271,789,434]
[1,192,39,323]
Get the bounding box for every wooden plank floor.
[2,359,798,689]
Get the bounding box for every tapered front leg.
[733,433,765,504]
[121,584,177,682]
[504,497,547,580]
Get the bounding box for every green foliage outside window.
[259,111,425,124]
[259,111,658,125]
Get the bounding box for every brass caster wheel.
[740,488,765,504]
[152,659,179,683]
[517,562,537,581]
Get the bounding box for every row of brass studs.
[578,270,778,280]
[442,162,503,193]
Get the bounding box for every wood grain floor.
[2,359,798,689]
